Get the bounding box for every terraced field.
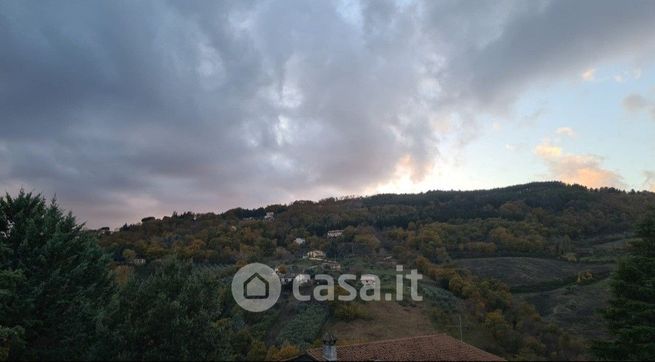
[518,278,612,340]
[456,256,617,343]
[454,257,614,291]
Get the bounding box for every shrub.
[276,304,327,348]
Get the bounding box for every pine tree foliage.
[0,190,113,360]
[593,210,655,360]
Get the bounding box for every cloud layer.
[1,0,655,226]
[535,139,624,189]
[623,93,655,121]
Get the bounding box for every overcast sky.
[1,0,655,227]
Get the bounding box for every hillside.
[97,182,655,360]
[100,182,653,259]
[454,257,613,291]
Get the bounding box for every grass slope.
[454,257,613,290]
[518,278,612,341]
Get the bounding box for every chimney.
[322,332,337,361]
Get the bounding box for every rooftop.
[304,333,503,361]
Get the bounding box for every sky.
[1,0,655,228]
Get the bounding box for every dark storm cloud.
[1,0,654,227]
[426,0,655,112]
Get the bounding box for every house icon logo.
[232,263,281,312]
[244,272,269,299]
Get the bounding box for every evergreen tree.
[0,191,113,360]
[593,210,655,360]
[94,257,233,360]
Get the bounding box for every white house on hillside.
[322,260,341,272]
[305,250,326,260]
[294,237,306,245]
[294,274,311,285]
[360,274,378,286]
[131,258,146,266]
[279,273,296,285]
[327,230,343,238]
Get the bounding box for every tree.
[276,264,288,274]
[0,191,114,360]
[266,342,300,361]
[122,248,137,263]
[94,256,233,360]
[246,340,267,361]
[593,210,655,360]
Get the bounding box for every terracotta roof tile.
[305,333,503,361]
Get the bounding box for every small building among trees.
[305,250,326,260]
[327,230,343,238]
